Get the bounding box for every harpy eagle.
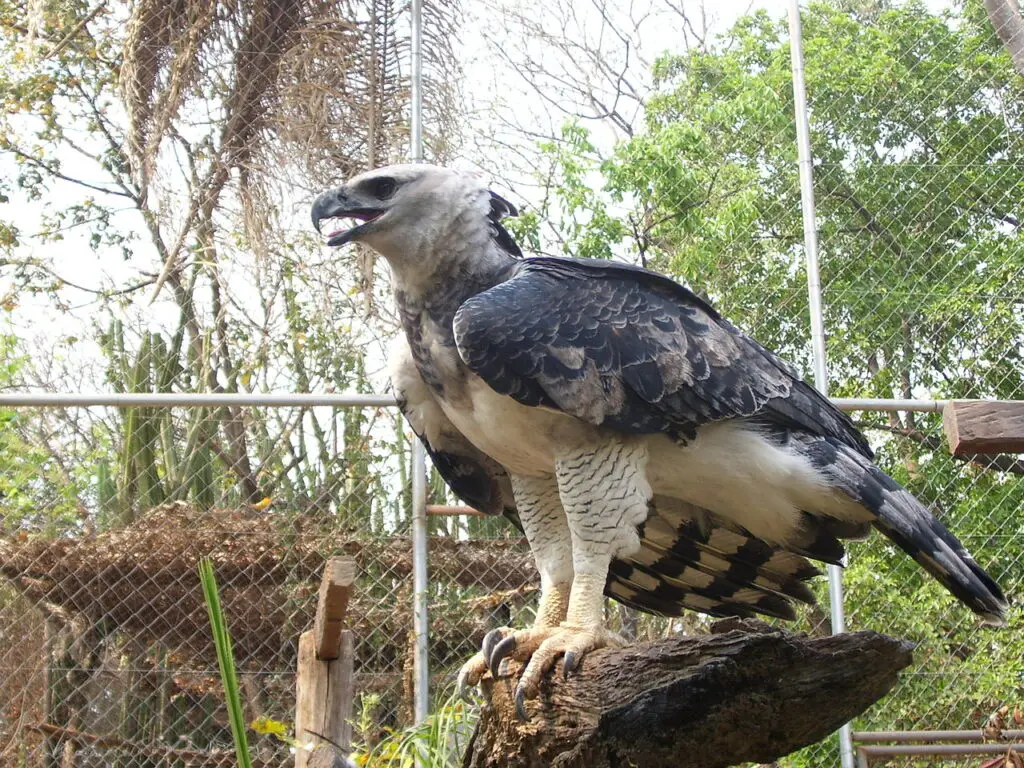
[311,164,1007,718]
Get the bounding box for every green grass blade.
[199,557,253,768]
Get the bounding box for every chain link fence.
[0,0,1022,766]
[808,0,1024,756]
[0,406,1017,768]
[0,402,419,765]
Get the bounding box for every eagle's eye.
[370,177,397,200]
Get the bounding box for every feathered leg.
[457,472,573,701]
[489,439,651,719]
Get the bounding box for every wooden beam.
[426,504,486,517]
[295,630,355,768]
[313,557,355,661]
[943,401,1024,456]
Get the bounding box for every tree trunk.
[984,0,1024,76]
[462,620,913,768]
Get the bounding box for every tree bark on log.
[463,620,913,768]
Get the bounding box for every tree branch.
[3,146,135,200]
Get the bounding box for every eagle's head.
[310,164,520,280]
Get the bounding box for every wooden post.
[313,558,356,661]
[943,400,1024,456]
[295,557,356,768]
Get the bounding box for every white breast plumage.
[438,376,593,477]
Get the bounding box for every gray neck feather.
[388,187,518,305]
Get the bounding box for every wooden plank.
[295,630,355,768]
[426,504,486,517]
[943,401,1024,456]
[313,557,355,661]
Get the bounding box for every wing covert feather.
[453,257,870,456]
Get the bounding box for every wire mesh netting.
[0,400,545,766]
[0,0,1022,766]
[1,406,1018,768]
[0,404,422,765]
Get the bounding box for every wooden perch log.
[463,620,913,768]
[944,400,1024,456]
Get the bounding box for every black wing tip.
[789,514,849,566]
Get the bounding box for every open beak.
[311,188,385,247]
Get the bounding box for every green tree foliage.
[0,333,92,535]
[521,0,1022,755]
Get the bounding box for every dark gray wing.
[453,257,871,457]
[417,438,516,519]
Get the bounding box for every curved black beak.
[311,187,348,234]
[311,187,384,247]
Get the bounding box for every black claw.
[562,651,580,679]
[514,686,530,722]
[481,628,505,665]
[489,635,517,679]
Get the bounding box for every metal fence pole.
[0,392,399,407]
[411,439,430,725]
[0,393,950,412]
[787,2,854,767]
[410,0,423,165]
[409,0,428,730]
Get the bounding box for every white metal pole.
[0,392,398,407]
[411,438,430,725]
[410,0,424,164]
[409,0,430,730]
[787,2,854,767]
[0,392,952,412]
[788,2,827,395]
[0,397,954,415]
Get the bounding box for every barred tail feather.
[638,515,819,604]
[603,502,824,621]
[608,557,799,620]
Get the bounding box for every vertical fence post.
[411,440,430,726]
[408,0,429,732]
[410,0,424,165]
[787,2,854,767]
